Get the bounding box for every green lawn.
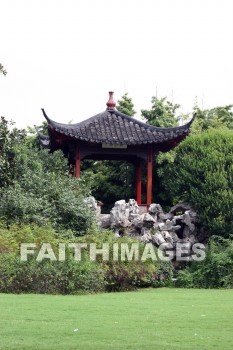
[0,288,232,350]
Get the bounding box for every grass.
[0,288,232,350]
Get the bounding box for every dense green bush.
[75,230,172,291]
[0,254,106,294]
[0,224,106,294]
[175,236,233,288]
[88,230,173,291]
[0,143,94,235]
[0,224,173,293]
[0,176,93,235]
[0,117,95,235]
[159,130,233,236]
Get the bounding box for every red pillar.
[136,160,142,205]
[75,144,81,177]
[147,146,153,206]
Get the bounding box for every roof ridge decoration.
[106,91,116,110]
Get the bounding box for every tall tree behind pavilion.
[141,96,180,127]
[141,96,181,207]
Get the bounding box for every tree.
[0,63,7,76]
[116,93,136,116]
[158,130,233,236]
[191,104,233,132]
[0,117,26,188]
[141,96,180,127]
[140,97,181,205]
[155,102,233,206]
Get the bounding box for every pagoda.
[38,92,195,206]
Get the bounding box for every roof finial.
[106,91,116,110]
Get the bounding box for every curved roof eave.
[41,108,196,132]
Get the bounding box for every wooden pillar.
[136,160,142,205]
[75,144,81,178]
[147,146,153,206]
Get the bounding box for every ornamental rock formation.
[93,199,208,261]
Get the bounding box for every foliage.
[0,254,106,294]
[0,63,7,76]
[84,160,135,211]
[0,223,98,294]
[116,93,136,116]
[87,229,172,289]
[140,96,182,204]
[99,231,171,291]
[141,99,233,208]
[175,236,233,288]
[141,96,180,127]
[0,132,94,235]
[192,104,233,131]
[0,174,93,235]
[0,224,173,293]
[152,150,176,206]
[158,130,233,236]
[154,103,233,205]
[0,117,26,187]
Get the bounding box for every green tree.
[141,96,180,127]
[191,104,233,132]
[0,117,26,188]
[116,93,136,116]
[155,102,233,206]
[159,130,233,236]
[0,63,7,76]
[140,96,181,205]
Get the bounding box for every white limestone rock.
[100,214,111,229]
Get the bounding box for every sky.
[1,0,233,129]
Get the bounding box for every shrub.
[175,236,233,288]
[0,254,106,294]
[0,169,94,236]
[159,130,233,236]
[0,138,95,235]
[84,230,173,291]
[0,224,173,293]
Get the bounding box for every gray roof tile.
[39,109,196,149]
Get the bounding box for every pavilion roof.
[39,108,195,149]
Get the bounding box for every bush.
[0,132,95,235]
[159,130,233,236]
[86,230,173,291]
[0,143,94,235]
[0,254,106,294]
[0,224,173,293]
[175,236,233,288]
